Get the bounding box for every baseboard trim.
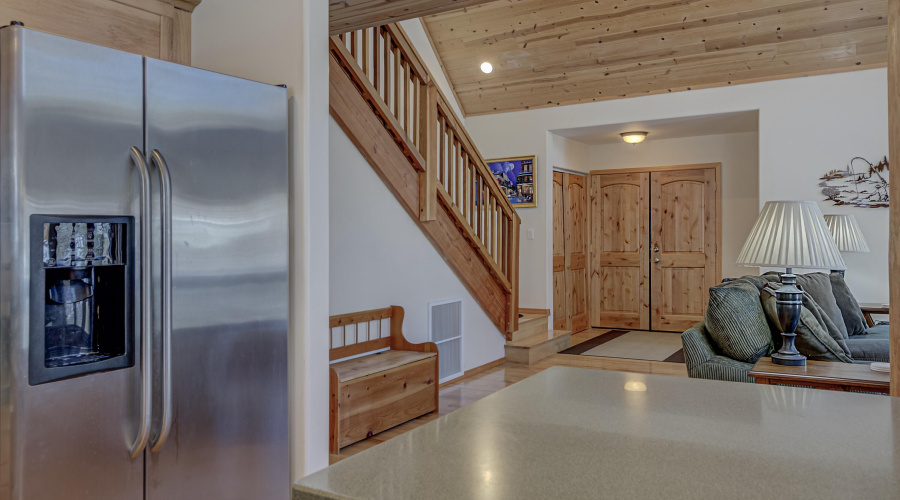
[519,308,551,316]
[440,357,506,387]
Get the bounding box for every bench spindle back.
[330,306,408,361]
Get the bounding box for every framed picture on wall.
[486,155,537,208]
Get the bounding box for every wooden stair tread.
[331,350,436,382]
[507,330,571,349]
[517,312,549,325]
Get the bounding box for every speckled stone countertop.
[294,367,900,499]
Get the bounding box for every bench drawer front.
[338,358,437,449]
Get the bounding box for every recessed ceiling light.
[620,131,648,144]
[480,62,493,74]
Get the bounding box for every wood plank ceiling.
[329,0,498,34]
[422,0,889,115]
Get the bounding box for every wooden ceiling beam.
[329,0,500,36]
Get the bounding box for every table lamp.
[737,201,846,366]
[823,214,870,276]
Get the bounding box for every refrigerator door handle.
[129,146,153,459]
[149,149,173,453]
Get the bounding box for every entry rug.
[560,330,685,363]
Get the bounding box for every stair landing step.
[505,330,571,365]
[518,312,549,325]
[507,330,570,348]
[509,312,551,343]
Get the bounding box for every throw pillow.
[705,279,774,363]
[829,272,869,336]
[736,274,770,291]
[760,285,853,363]
[794,272,848,340]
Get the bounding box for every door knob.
[653,258,660,263]
[653,247,660,252]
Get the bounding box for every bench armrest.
[389,305,439,355]
[389,305,440,407]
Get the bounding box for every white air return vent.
[429,298,463,383]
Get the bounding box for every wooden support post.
[419,81,438,222]
[507,218,520,334]
[889,0,900,397]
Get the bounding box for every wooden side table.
[750,358,890,394]
[858,302,889,328]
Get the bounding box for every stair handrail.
[331,22,520,333]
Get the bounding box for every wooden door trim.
[589,163,720,176]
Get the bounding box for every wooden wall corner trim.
[887,0,899,397]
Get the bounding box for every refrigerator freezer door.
[0,27,145,500]
[144,59,289,498]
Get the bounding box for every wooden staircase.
[330,24,520,336]
[504,310,571,365]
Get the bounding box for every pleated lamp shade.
[737,201,846,270]
[823,214,870,253]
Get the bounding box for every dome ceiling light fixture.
[480,61,493,74]
[620,131,648,145]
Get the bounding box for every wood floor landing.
[331,328,688,463]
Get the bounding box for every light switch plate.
[527,229,535,240]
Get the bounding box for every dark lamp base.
[772,351,807,366]
[773,272,807,367]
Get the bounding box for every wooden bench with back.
[329,305,439,454]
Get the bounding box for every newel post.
[419,80,438,222]
[507,217,520,334]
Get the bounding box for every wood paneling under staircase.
[330,23,520,337]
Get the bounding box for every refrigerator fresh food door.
[0,27,145,500]
[144,59,290,499]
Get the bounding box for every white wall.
[588,132,760,280]
[191,0,331,480]
[399,19,464,122]
[329,119,506,371]
[549,134,591,173]
[466,69,890,311]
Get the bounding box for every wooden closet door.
[650,168,719,331]
[564,174,589,333]
[552,172,567,330]
[590,173,650,329]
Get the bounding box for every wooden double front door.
[552,172,590,333]
[590,165,720,332]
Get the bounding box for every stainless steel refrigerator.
[0,25,290,499]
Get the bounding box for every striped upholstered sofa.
[682,273,890,383]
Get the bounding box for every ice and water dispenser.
[30,216,134,384]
